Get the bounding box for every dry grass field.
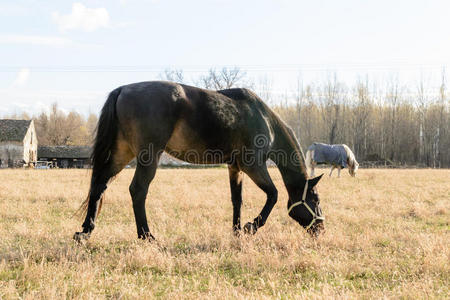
[0,168,448,299]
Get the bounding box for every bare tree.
[293,75,304,141]
[257,75,273,105]
[301,84,316,147]
[197,67,248,90]
[86,113,98,142]
[34,112,50,145]
[159,68,184,83]
[47,103,67,145]
[385,77,401,161]
[352,79,371,159]
[416,75,430,165]
[435,68,447,167]
[319,73,342,145]
[34,103,94,146]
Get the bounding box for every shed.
[38,145,91,168]
[0,119,37,168]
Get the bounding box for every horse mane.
[342,144,358,169]
[265,106,310,176]
[218,87,308,174]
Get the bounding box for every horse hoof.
[138,232,156,241]
[73,232,90,243]
[243,222,257,235]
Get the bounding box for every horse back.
[116,81,274,163]
[182,85,271,140]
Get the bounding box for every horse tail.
[91,87,122,177]
[77,87,122,216]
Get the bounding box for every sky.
[1,0,449,116]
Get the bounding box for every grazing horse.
[305,142,359,177]
[74,81,324,242]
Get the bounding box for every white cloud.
[0,34,74,47]
[52,2,110,32]
[12,68,31,87]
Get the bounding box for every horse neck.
[269,119,308,198]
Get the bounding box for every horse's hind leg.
[329,166,335,177]
[129,146,164,240]
[75,138,133,241]
[228,164,244,233]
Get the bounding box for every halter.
[287,180,325,230]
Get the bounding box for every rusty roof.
[0,119,32,142]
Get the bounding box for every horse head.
[348,159,359,177]
[287,174,324,237]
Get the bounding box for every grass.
[0,168,448,299]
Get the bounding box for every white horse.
[305,143,359,177]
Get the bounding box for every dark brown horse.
[74,81,324,242]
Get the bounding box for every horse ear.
[308,174,323,188]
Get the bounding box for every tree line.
[5,103,98,146]
[273,79,449,168]
[3,67,449,167]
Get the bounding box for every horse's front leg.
[337,166,341,178]
[241,165,277,234]
[228,164,244,234]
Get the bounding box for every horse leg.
[129,152,161,240]
[241,165,277,234]
[74,169,111,242]
[228,164,243,234]
[124,106,174,239]
[74,137,133,242]
[310,163,315,177]
[337,166,341,178]
[329,166,335,177]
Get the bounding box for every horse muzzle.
[306,219,324,237]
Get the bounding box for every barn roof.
[38,146,91,159]
[0,119,32,142]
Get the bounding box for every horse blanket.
[308,143,348,168]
